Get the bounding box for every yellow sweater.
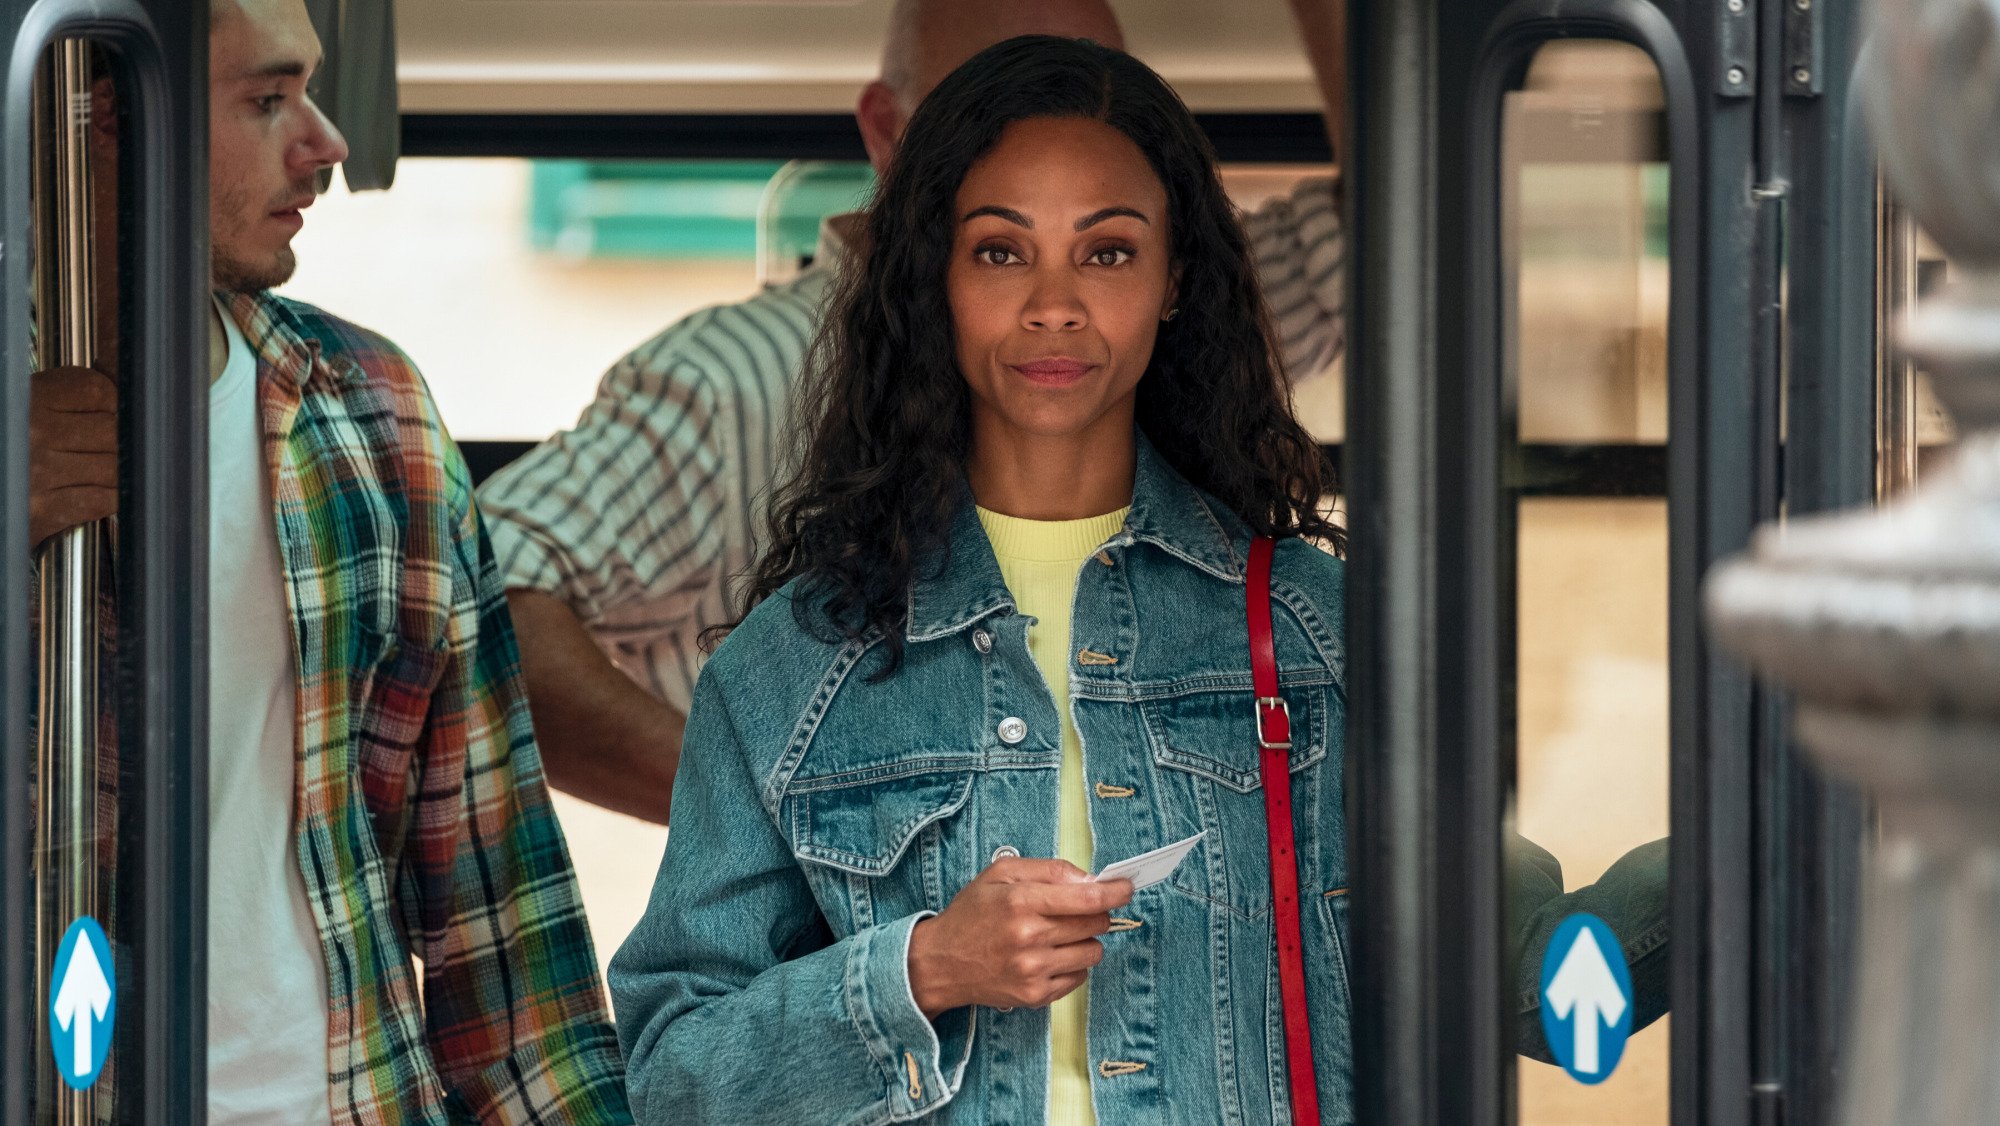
[976,504,1130,1126]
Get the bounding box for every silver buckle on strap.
[1255,696,1292,750]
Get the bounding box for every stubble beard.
[209,175,311,293]
[211,242,296,294]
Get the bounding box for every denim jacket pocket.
[1142,683,1327,919]
[784,768,975,934]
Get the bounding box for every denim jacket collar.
[904,434,1247,643]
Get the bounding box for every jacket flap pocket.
[790,770,974,877]
[1144,687,1325,793]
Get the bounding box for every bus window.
[281,156,862,443]
[1503,39,1670,1125]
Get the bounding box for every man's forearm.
[506,588,683,824]
[1510,836,1671,1062]
[1288,0,1349,168]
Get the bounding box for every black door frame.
[1346,0,1870,1122]
[0,1,207,1122]
[1762,4,1871,1123]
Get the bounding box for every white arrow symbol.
[1545,925,1628,1076]
[53,936,111,1080]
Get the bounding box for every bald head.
[857,0,1124,171]
[882,0,1125,112]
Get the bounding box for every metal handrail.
[30,37,106,1126]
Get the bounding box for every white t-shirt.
[205,297,334,1125]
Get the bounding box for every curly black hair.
[728,34,1341,668]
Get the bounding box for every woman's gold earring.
[1163,307,1180,321]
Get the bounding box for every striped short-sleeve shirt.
[478,178,1345,714]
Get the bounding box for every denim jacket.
[610,438,1355,1125]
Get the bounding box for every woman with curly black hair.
[611,35,1353,1125]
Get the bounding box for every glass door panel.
[1503,39,1672,1126]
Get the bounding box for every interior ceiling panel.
[398,0,1319,113]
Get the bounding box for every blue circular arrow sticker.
[1539,912,1633,1084]
[48,915,116,1090]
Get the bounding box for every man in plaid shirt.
[29,0,629,1120]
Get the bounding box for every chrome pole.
[1875,189,1918,499]
[31,38,105,1126]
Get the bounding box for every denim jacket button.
[991,845,1021,862]
[997,716,1028,744]
[971,628,993,654]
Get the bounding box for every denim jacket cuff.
[847,911,978,1120]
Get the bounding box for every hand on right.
[29,367,117,550]
[906,857,1134,1018]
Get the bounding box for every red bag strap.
[1248,535,1321,1124]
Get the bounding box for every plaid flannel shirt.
[220,290,630,1123]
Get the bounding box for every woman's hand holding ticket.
[907,857,1134,1018]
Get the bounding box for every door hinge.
[1719,0,1757,97]
[1783,0,1825,97]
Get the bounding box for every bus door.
[0,0,207,1121]
[1343,0,1874,1122]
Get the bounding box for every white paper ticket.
[1093,831,1207,890]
